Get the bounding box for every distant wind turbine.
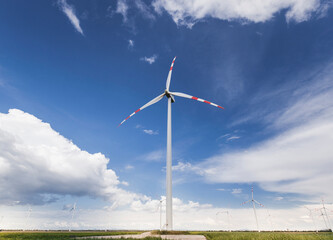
[216,211,231,232]
[119,57,224,230]
[321,199,332,231]
[305,206,318,233]
[315,199,332,231]
[265,209,274,231]
[69,203,76,232]
[241,187,264,232]
[24,206,32,231]
[156,198,166,231]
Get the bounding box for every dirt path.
[78,232,206,240]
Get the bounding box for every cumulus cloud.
[196,62,333,201]
[0,109,140,205]
[58,0,84,35]
[152,0,326,27]
[140,55,158,64]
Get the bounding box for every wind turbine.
[69,203,76,232]
[156,197,166,231]
[305,206,318,233]
[321,199,332,231]
[265,209,273,231]
[119,57,224,230]
[24,206,32,231]
[216,211,231,232]
[241,187,264,232]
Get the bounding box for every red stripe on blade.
[135,109,140,113]
[204,100,211,104]
[218,106,224,109]
[170,67,173,70]
[192,96,198,100]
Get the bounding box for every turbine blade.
[254,200,264,207]
[241,200,251,205]
[118,93,165,126]
[170,92,224,109]
[166,56,177,91]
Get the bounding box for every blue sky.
[0,0,333,231]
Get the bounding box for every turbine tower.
[241,187,264,232]
[119,57,224,230]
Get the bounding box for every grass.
[193,231,333,240]
[0,231,332,240]
[0,231,145,240]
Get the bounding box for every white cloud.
[135,0,156,20]
[0,109,141,205]
[140,55,158,64]
[58,0,84,35]
[135,124,159,135]
[143,129,159,135]
[173,161,196,172]
[226,135,240,141]
[152,0,325,28]
[128,39,134,48]
[231,188,242,194]
[1,203,330,230]
[125,164,134,170]
[196,62,333,202]
[113,0,155,24]
[116,0,129,22]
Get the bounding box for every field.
[0,231,146,240]
[196,232,333,240]
[0,231,332,240]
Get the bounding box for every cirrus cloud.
[57,0,84,35]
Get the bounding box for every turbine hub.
[165,90,175,103]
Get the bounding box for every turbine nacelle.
[165,90,175,103]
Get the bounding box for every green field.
[0,231,145,240]
[196,232,333,240]
[0,231,332,240]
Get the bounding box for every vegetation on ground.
[1,231,332,240]
[193,231,333,240]
[0,231,143,240]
